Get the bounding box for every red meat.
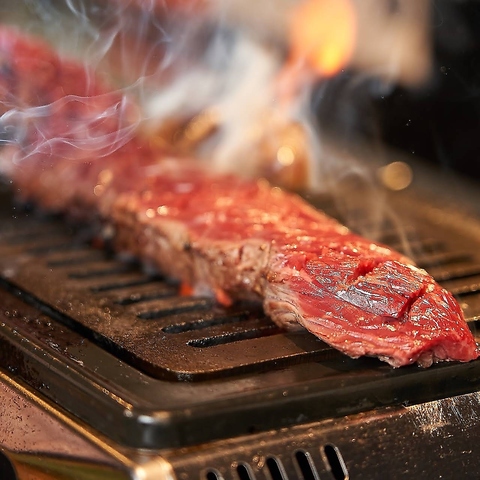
[110,170,477,367]
[0,26,477,367]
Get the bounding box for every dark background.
[314,0,480,179]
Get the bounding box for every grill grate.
[3,210,479,382]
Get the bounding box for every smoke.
[0,1,164,168]
[0,92,141,162]
[0,0,322,191]
[0,0,431,198]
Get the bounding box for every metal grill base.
[2,370,480,480]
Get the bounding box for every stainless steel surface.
[0,373,175,480]
[3,366,480,479]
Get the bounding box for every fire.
[289,0,356,77]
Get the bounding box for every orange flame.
[289,0,356,77]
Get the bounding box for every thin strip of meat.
[0,26,478,367]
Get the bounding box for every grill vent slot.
[417,251,473,270]
[68,265,134,279]
[162,313,251,334]
[46,253,104,267]
[187,324,281,348]
[0,451,17,480]
[137,298,213,320]
[266,456,287,480]
[236,463,256,480]
[205,470,223,480]
[431,265,480,283]
[89,278,159,293]
[114,289,177,305]
[323,444,349,480]
[26,242,82,254]
[294,450,319,480]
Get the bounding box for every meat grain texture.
[0,26,477,367]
